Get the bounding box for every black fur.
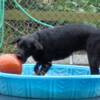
[12,24,100,75]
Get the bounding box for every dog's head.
[12,36,43,63]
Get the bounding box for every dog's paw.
[39,70,46,75]
[39,64,51,75]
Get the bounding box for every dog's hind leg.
[87,40,100,74]
[87,54,99,74]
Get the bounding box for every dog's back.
[32,24,99,61]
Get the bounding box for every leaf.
[71,1,78,7]
[57,5,64,11]
[78,8,85,12]
[86,5,97,13]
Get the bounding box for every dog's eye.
[19,44,26,49]
[17,42,24,49]
[17,39,30,50]
[20,45,24,49]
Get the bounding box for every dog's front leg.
[39,62,52,75]
[34,62,41,75]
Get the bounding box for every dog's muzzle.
[15,50,27,63]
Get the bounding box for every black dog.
[12,24,100,75]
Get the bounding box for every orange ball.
[0,54,22,74]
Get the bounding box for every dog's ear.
[33,40,43,51]
[10,37,21,44]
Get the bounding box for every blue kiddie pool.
[0,64,100,99]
